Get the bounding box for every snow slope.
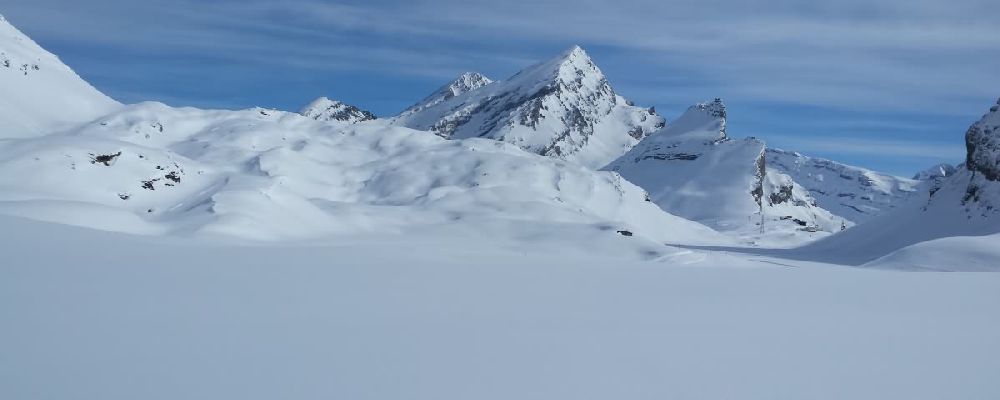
[0,101,725,249]
[3,214,999,400]
[606,99,841,246]
[0,14,119,138]
[795,99,1000,267]
[392,46,664,168]
[299,97,376,124]
[766,148,920,223]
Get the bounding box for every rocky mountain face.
[399,72,494,116]
[766,149,920,224]
[965,98,1000,182]
[605,99,840,245]
[300,97,377,124]
[0,14,119,138]
[952,98,1000,213]
[392,46,664,169]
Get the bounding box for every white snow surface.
[0,14,119,138]
[0,101,725,247]
[392,46,664,169]
[2,214,999,400]
[606,99,841,246]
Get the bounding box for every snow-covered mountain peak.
[670,98,728,141]
[400,71,494,116]
[300,97,376,124]
[392,46,664,168]
[451,72,493,94]
[507,45,607,94]
[965,97,1000,181]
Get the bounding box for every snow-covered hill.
[392,46,664,168]
[765,148,920,224]
[605,99,841,246]
[299,97,376,124]
[0,14,119,138]
[0,101,725,250]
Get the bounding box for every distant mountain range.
[1,12,996,267]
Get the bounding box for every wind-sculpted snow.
[300,97,376,124]
[0,14,119,138]
[606,99,840,246]
[0,102,723,246]
[393,46,663,168]
[766,148,920,223]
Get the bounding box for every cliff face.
[965,98,1000,181]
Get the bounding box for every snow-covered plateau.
[1,12,999,400]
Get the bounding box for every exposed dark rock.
[89,151,122,166]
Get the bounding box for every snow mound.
[0,14,119,138]
[393,46,664,168]
[299,97,376,124]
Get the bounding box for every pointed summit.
[399,72,493,116]
[300,97,376,124]
[393,46,662,168]
[663,98,728,142]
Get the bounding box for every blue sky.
[2,0,998,176]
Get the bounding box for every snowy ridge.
[606,99,840,246]
[0,14,119,138]
[399,71,494,116]
[299,97,376,124]
[765,148,920,224]
[393,46,664,168]
[913,163,957,181]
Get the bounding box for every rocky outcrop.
[299,97,376,124]
[393,46,664,168]
[965,98,1000,181]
